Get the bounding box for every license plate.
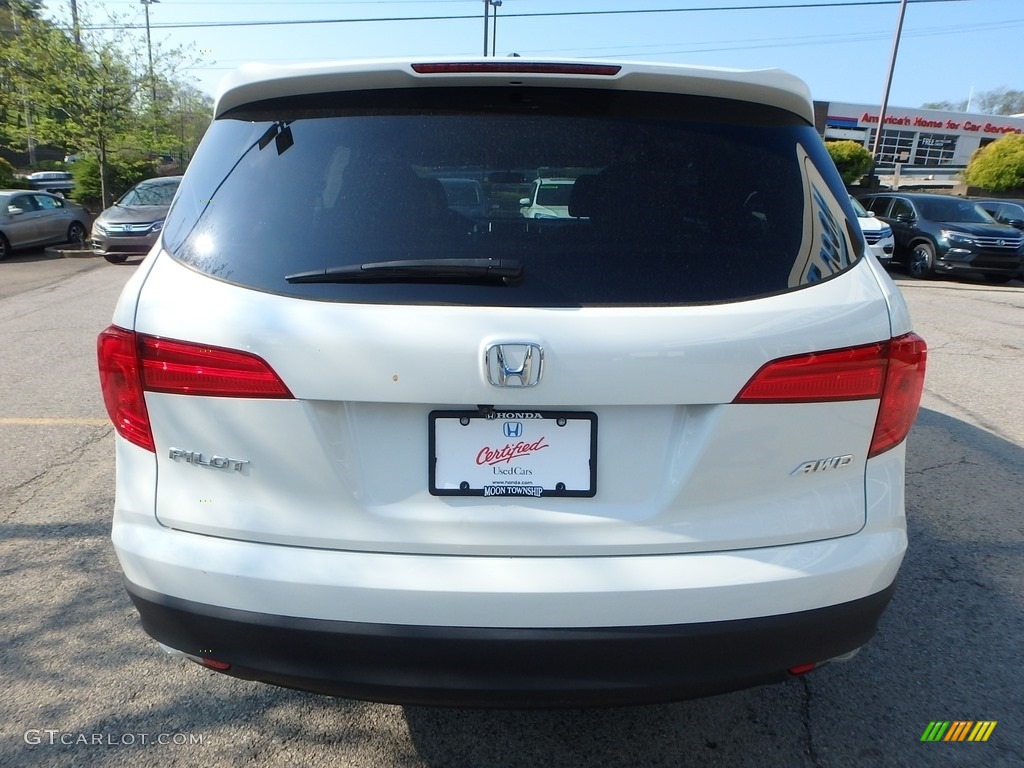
[429,410,597,497]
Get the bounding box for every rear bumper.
[127,580,896,708]
[867,242,894,263]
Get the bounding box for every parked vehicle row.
[857,192,1024,282]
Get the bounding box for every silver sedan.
[0,189,91,260]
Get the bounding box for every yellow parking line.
[0,417,109,426]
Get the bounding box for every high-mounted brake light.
[734,333,927,457]
[411,62,621,77]
[98,326,293,452]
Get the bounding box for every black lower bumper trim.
[937,259,1021,276]
[125,580,896,708]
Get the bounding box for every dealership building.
[814,101,1024,170]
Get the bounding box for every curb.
[45,246,101,259]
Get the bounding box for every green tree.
[0,155,16,186]
[0,3,52,159]
[922,87,1024,116]
[1,5,208,204]
[70,154,155,211]
[165,84,214,166]
[825,140,873,185]
[963,134,1024,191]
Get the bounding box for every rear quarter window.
[163,87,861,307]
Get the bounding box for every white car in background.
[99,58,926,708]
[851,194,895,265]
[519,177,575,219]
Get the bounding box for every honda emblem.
[485,343,544,387]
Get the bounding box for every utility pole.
[141,0,159,103]
[490,0,502,57]
[482,0,489,56]
[869,0,908,187]
[70,0,80,46]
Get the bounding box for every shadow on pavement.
[402,407,1024,767]
[0,407,1021,767]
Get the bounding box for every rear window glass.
[916,197,994,223]
[121,179,180,206]
[534,182,574,207]
[164,87,860,307]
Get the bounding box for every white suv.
[519,177,576,219]
[98,58,926,707]
[851,194,895,265]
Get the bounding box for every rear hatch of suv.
[125,63,899,558]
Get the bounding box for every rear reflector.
[411,62,621,76]
[734,333,927,457]
[200,658,232,671]
[788,663,817,676]
[98,326,293,452]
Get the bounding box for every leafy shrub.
[0,157,17,188]
[825,140,873,185]
[71,155,156,209]
[964,135,1024,192]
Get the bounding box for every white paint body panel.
[112,440,907,628]
[214,58,814,124]
[134,254,892,557]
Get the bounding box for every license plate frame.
[429,409,597,498]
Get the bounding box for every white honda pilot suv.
[98,58,926,707]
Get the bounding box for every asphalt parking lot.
[0,251,1021,767]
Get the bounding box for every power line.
[73,0,970,32]
[188,15,1024,70]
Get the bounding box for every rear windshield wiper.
[285,258,523,285]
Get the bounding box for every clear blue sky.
[48,0,1024,109]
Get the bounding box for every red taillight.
[734,343,888,404]
[98,326,155,452]
[411,62,621,76]
[139,336,293,398]
[97,326,293,452]
[868,332,927,458]
[734,333,927,457]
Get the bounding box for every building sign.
[819,100,1024,168]
[859,111,1022,135]
[917,135,958,151]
